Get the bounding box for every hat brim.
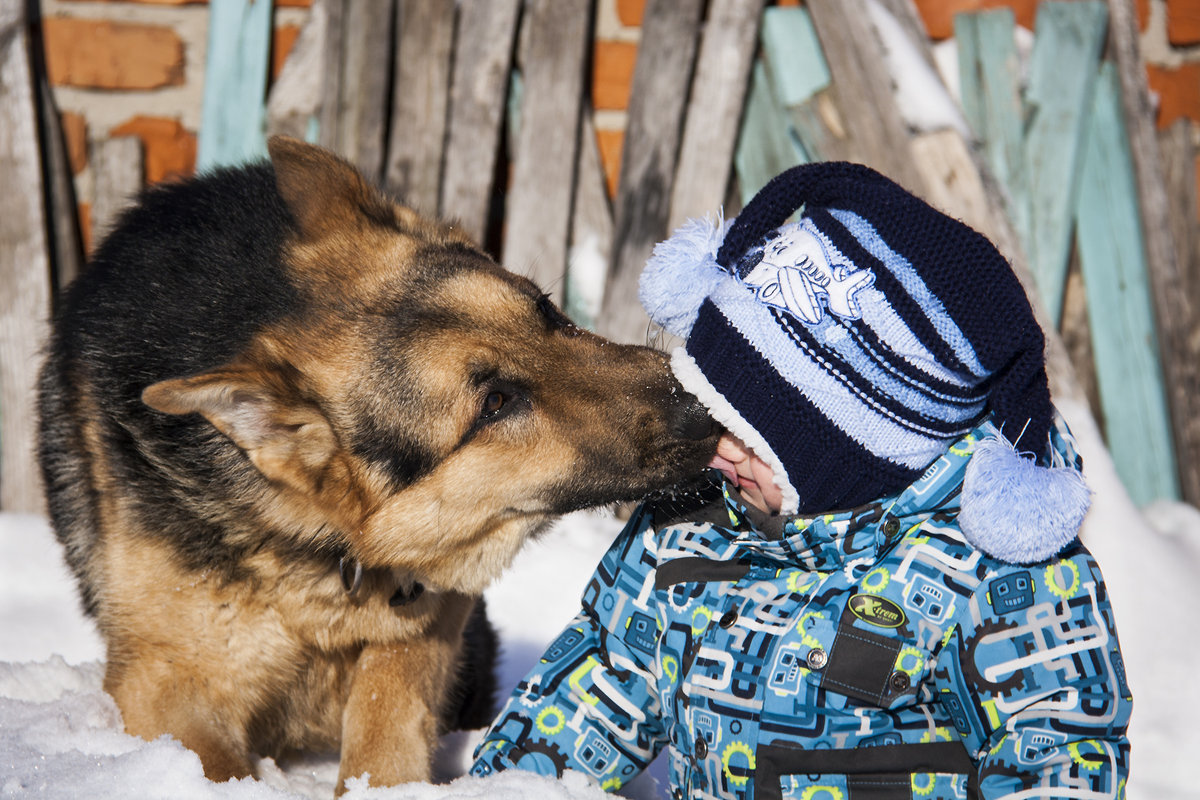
[670,347,800,515]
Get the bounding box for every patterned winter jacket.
[471,420,1133,799]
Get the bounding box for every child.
[470,163,1132,799]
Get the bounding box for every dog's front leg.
[336,593,474,794]
[106,655,256,783]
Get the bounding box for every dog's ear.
[142,365,341,496]
[267,135,391,241]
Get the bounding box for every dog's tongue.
[708,454,739,487]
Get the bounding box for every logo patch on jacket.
[848,593,906,628]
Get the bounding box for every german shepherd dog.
[38,137,717,792]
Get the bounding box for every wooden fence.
[1,0,1196,514]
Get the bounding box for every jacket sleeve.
[934,543,1133,798]
[470,504,668,792]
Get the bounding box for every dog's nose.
[671,394,717,440]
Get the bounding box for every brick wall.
[40,0,1200,247]
[39,0,309,250]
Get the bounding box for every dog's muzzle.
[670,395,717,441]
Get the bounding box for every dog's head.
[141,137,717,592]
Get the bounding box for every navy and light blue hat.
[640,162,1089,563]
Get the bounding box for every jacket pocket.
[796,604,935,710]
[755,742,976,800]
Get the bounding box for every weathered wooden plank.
[36,73,84,289]
[668,0,767,229]
[565,111,613,331]
[734,59,807,206]
[802,0,926,191]
[955,9,1029,252]
[317,0,347,151]
[439,0,521,248]
[760,5,829,109]
[1108,0,1200,506]
[0,0,52,511]
[196,0,274,170]
[91,136,144,247]
[598,0,705,342]
[384,0,455,212]
[266,0,326,143]
[1075,63,1178,504]
[333,0,394,179]
[910,129,995,239]
[502,0,591,298]
[1158,121,1198,302]
[954,13,986,143]
[1022,0,1108,324]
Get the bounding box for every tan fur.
[42,136,717,794]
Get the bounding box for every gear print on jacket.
[471,417,1132,799]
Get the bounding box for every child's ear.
[142,364,339,496]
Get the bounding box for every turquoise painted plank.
[955,9,1029,253]
[197,0,274,170]
[1075,62,1179,504]
[955,12,986,146]
[1022,0,1108,324]
[760,6,830,108]
[733,5,827,204]
[734,59,807,207]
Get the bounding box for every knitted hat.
[639,162,1089,564]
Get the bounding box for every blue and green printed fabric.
[471,419,1132,799]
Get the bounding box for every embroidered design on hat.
[741,219,875,325]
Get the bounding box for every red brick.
[272,24,301,82]
[1168,0,1200,45]
[595,128,623,198]
[110,116,197,184]
[66,0,208,4]
[43,17,185,90]
[1146,62,1200,128]
[615,0,644,27]
[593,40,637,111]
[60,111,88,176]
[911,0,1038,40]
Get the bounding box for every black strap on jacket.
[753,741,978,800]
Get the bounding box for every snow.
[0,507,655,799]
[565,234,609,332]
[865,0,970,137]
[3,402,1196,797]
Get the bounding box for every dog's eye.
[482,391,506,417]
[471,380,527,432]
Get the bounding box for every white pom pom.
[959,436,1092,564]
[638,215,731,338]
